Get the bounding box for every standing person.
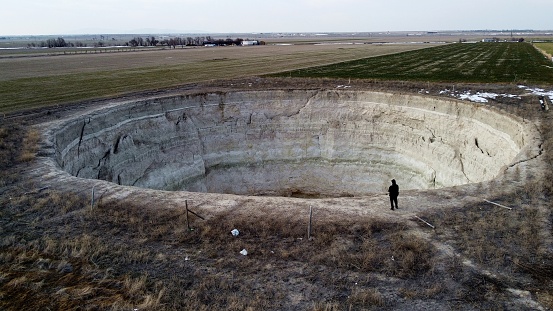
[388,179,399,210]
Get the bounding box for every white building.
[241,40,259,46]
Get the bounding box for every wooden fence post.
[184,200,204,231]
[308,206,313,240]
[185,200,190,230]
[90,186,95,210]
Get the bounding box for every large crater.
[52,90,526,197]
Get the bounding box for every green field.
[272,42,553,84]
[535,42,553,56]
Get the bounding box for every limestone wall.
[51,90,527,196]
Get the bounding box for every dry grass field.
[0,43,432,114]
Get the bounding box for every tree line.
[25,35,262,49]
[28,37,88,48]
[125,36,260,48]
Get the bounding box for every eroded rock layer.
[53,90,525,196]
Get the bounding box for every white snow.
[436,85,553,103]
[518,85,553,101]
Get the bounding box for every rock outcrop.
[51,90,527,197]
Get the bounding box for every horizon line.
[2,29,553,37]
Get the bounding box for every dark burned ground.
[1,78,553,310]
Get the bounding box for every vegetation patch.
[271,42,553,84]
[0,181,439,309]
[0,44,426,114]
[534,42,553,57]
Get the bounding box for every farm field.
[0,43,432,114]
[535,42,553,56]
[272,42,553,84]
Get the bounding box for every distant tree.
[127,37,145,47]
[149,36,159,46]
[168,38,177,48]
[43,37,69,48]
[57,37,67,47]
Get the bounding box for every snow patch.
[518,85,553,101]
[436,85,553,103]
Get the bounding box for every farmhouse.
[241,40,259,46]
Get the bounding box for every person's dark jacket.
[389,181,399,197]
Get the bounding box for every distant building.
[241,40,259,46]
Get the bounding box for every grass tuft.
[18,128,40,162]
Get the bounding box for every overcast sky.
[1,0,551,36]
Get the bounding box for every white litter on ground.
[240,249,248,256]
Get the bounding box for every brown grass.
[0,44,430,82]
[0,43,432,114]
[0,175,443,310]
[18,128,40,162]
[347,288,385,307]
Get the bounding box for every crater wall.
[52,90,526,197]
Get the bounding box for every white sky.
[1,0,551,35]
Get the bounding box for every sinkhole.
[52,90,526,197]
